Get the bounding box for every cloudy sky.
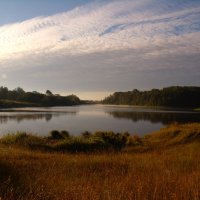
[0,0,200,100]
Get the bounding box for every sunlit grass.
[0,123,199,200]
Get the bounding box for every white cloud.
[1,73,7,80]
[0,0,200,98]
[0,0,200,67]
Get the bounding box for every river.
[0,104,200,136]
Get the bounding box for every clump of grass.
[60,130,70,138]
[127,134,143,146]
[0,132,48,150]
[51,131,130,152]
[49,130,64,140]
[49,130,70,140]
[94,131,128,150]
[0,130,134,153]
[53,137,108,152]
[81,131,92,138]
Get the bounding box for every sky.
[0,0,200,100]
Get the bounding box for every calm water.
[0,105,200,136]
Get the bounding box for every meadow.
[0,123,199,200]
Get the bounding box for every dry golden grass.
[145,122,200,148]
[0,123,200,200]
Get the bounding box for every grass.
[0,131,129,152]
[0,123,199,200]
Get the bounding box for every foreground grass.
[0,123,200,200]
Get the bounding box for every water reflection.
[107,111,200,125]
[0,111,76,124]
[0,105,200,136]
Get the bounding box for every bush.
[53,137,108,152]
[127,135,142,146]
[50,130,64,140]
[60,130,70,138]
[81,131,92,138]
[0,132,46,150]
[0,131,132,152]
[94,131,127,150]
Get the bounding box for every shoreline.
[1,123,199,153]
[1,102,200,111]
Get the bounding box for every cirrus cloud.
[0,0,200,99]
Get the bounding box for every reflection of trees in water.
[107,111,200,125]
[45,114,52,122]
[0,112,76,124]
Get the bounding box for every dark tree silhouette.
[103,86,200,108]
[0,86,82,108]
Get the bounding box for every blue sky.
[0,0,200,100]
[0,0,92,25]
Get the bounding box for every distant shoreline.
[1,103,199,112]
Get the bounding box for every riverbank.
[0,123,199,200]
[0,99,88,109]
[0,123,199,153]
[0,99,39,108]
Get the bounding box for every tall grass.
[0,131,130,152]
[0,123,199,200]
[0,143,199,200]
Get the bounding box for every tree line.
[102,86,200,108]
[0,86,82,107]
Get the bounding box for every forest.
[103,86,200,108]
[0,86,82,108]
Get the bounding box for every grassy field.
[0,123,199,200]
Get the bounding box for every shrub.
[81,131,92,138]
[0,132,46,150]
[127,135,142,146]
[53,137,108,152]
[60,130,70,138]
[94,131,127,150]
[50,130,64,140]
